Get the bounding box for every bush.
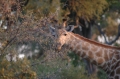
[0,54,36,79]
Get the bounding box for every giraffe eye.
[64,33,67,36]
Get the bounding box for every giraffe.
[50,26,120,79]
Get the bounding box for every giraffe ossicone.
[50,26,120,79]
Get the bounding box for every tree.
[60,0,108,21]
[95,0,120,45]
[0,0,62,78]
[0,0,39,78]
[23,0,61,19]
[0,55,36,79]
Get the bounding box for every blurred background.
[0,0,120,79]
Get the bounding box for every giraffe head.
[50,25,74,50]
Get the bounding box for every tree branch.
[96,23,120,45]
[1,28,19,53]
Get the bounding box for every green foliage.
[31,59,62,78]
[0,55,36,79]
[107,0,120,10]
[67,51,107,79]
[114,43,120,47]
[96,0,120,36]
[68,51,81,67]
[60,0,108,21]
[97,11,120,36]
[22,0,109,21]
[23,0,61,19]
[0,0,112,79]
[60,64,88,79]
[31,58,99,79]
[97,69,107,79]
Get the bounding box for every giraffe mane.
[70,32,120,50]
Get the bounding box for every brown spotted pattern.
[55,29,120,79]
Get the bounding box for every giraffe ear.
[65,25,75,32]
[49,25,56,37]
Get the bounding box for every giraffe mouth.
[56,45,62,50]
[57,46,62,50]
[56,43,62,50]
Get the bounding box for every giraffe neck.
[64,32,120,79]
[66,32,117,69]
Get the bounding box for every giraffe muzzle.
[56,43,62,50]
